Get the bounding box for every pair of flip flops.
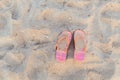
[56,30,86,62]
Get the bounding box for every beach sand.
[0,0,120,80]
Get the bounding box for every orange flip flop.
[56,31,72,62]
[74,30,86,61]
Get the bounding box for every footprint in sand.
[100,3,120,28]
[0,0,14,12]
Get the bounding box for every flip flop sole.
[74,30,86,61]
[56,31,72,62]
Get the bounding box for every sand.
[0,0,120,80]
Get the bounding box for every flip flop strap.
[56,33,71,50]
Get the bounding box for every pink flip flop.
[56,31,72,62]
[74,30,86,61]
